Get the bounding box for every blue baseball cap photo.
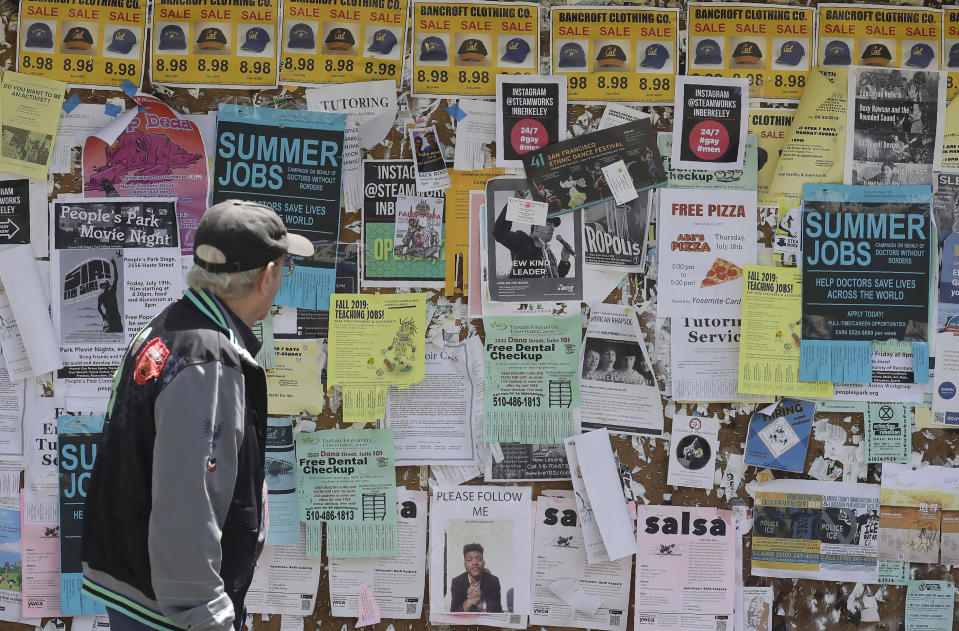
[558,42,586,68]
[240,26,270,53]
[694,39,722,64]
[905,43,934,68]
[368,29,398,55]
[501,38,531,63]
[287,23,314,50]
[775,41,805,66]
[949,43,959,68]
[25,22,54,49]
[158,24,186,50]
[419,36,447,61]
[640,43,669,69]
[822,40,851,65]
[106,28,137,54]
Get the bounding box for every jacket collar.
[184,287,259,366]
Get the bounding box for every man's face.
[464,550,484,578]
[882,165,893,179]
[531,223,555,242]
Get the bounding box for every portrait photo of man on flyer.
[449,543,503,613]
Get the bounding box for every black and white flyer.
[485,443,569,482]
[800,184,931,384]
[429,486,533,615]
[50,198,181,395]
[520,119,666,216]
[496,75,567,168]
[580,304,663,436]
[410,125,451,192]
[666,414,719,490]
[845,67,945,187]
[582,193,651,271]
[671,75,748,171]
[486,176,583,302]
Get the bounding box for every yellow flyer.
[748,107,795,206]
[816,4,942,71]
[937,96,959,169]
[445,168,505,296]
[946,8,959,100]
[151,0,279,88]
[739,265,833,398]
[410,0,539,99]
[17,0,147,89]
[686,3,814,102]
[279,0,409,87]
[328,293,426,423]
[550,6,678,105]
[0,71,66,179]
[266,340,324,415]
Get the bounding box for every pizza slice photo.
[701,257,743,287]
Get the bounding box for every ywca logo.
[688,417,702,430]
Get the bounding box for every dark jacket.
[450,571,503,613]
[493,206,570,279]
[81,287,267,631]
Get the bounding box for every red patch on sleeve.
[134,338,170,385]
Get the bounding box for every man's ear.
[259,262,278,292]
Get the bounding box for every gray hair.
[186,254,283,299]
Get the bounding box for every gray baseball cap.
[193,200,314,273]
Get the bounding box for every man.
[493,203,571,278]
[97,255,123,333]
[866,162,899,185]
[81,200,313,631]
[449,543,503,613]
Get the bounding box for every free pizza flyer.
[656,187,758,318]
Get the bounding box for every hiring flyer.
[671,75,748,171]
[946,8,959,101]
[549,6,679,105]
[410,0,539,99]
[531,494,631,631]
[0,72,65,180]
[800,184,931,384]
[878,463,941,564]
[151,0,280,88]
[816,4,942,71]
[748,108,794,206]
[495,75,566,168]
[656,188,758,318]
[429,485,533,615]
[751,479,879,582]
[327,293,426,423]
[329,488,427,620]
[634,506,735,631]
[483,315,580,444]
[744,399,815,472]
[521,119,666,217]
[279,0,409,87]
[295,429,397,557]
[17,0,147,89]
[212,105,345,311]
[686,3,815,102]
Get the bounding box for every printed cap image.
[64,26,94,50]
[757,146,768,171]
[596,44,627,67]
[694,39,722,64]
[501,37,531,63]
[240,27,270,53]
[775,41,805,66]
[325,27,355,50]
[640,43,669,69]
[457,38,488,61]
[419,36,447,61]
[287,23,315,49]
[949,43,959,68]
[197,27,227,50]
[905,43,934,69]
[158,24,187,50]
[822,40,851,65]
[861,43,892,66]
[732,41,762,64]
[557,42,586,68]
[25,23,54,49]
[106,28,137,54]
[368,29,398,55]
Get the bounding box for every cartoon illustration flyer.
[150,0,280,88]
[410,0,539,99]
[18,0,148,89]
[549,6,679,105]
[280,0,409,87]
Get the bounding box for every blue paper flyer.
[744,399,815,473]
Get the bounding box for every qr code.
[301,599,313,612]
[934,412,946,424]
[609,614,621,627]
[406,602,417,615]
[715,617,728,631]
[509,615,522,625]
